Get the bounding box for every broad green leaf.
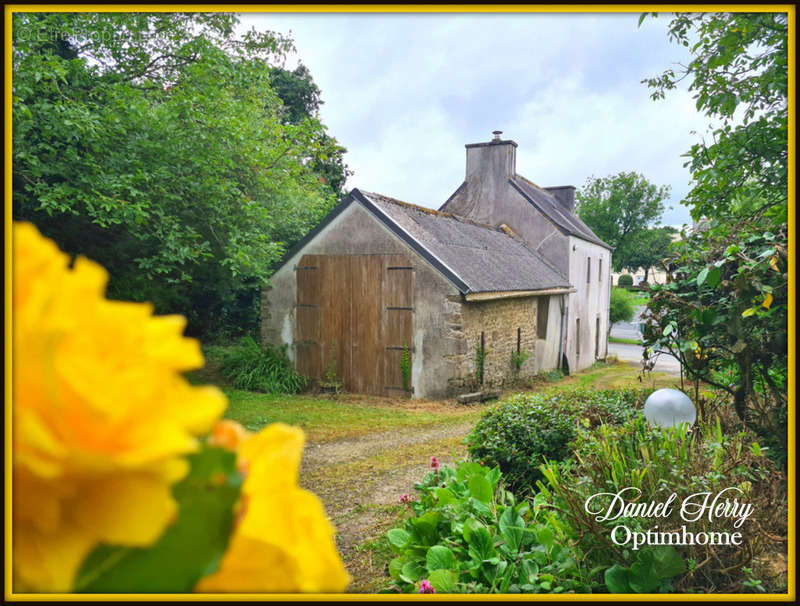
[412,512,441,546]
[629,551,661,593]
[651,545,686,579]
[536,526,554,549]
[604,564,631,593]
[388,557,404,581]
[498,507,524,552]
[425,545,455,572]
[468,474,493,503]
[467,526,496,562]
[400,560,425,583]
[706,267,722,289]
[485,465,502,486]
[435,487,458,507]
[387,528,411,551]
[455,462,484,481]
[462,518,483,543]
[75,446,241,592]
[428,569,458,593]
[696,267,709,286]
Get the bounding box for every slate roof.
[510,176,612,249]
[356,190,570,294]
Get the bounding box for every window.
[595,316,600,359]
[576,318,581,356]
[599,258,602,282]
[537,297,549,339]
[587,258,591,283]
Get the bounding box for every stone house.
[261,133,612,398]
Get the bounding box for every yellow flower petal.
[195,424,350,593]
[73,474,178,546]
[762,292,773,309]
[12,222,229,592]
[13,523,95,593]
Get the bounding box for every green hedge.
[465,389,646,494]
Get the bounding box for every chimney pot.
[492,130,502,141]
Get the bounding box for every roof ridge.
[514,174,559,202]
[359,190,511,235]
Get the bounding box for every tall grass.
[218,336,307,394]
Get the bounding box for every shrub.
[217,336,307,394]
[539,415,786,593]
[465,389,646,493]
[385,460,595,593]
[609,287,636,325]
[618,274,634,286]
[510,349,530,371]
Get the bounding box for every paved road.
[607,342,682,376]
[609,305,681,376]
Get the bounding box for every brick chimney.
[544,185,576,213]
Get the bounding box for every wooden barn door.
[382,256,414,395]
[294,254,414,396]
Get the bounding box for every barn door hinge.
[386,306,415,312]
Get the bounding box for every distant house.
[261,132,612,398]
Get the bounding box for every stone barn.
[261,133,612,398]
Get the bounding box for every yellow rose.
[12,222,227,592]
[196,423,351,593]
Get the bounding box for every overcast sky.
[238,10,712,227]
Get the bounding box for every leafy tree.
[575,172,671,272]
[12,13,344,337]
[622,226,678,281]
[639,12,788,462]
[269,63,351,196]
[609,287,636,332]
[641,11,788,221]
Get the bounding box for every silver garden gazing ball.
[643,388,696,429]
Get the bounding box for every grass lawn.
[609,336,643,345]
[221,389,482,442]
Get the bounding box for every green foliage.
[474,344,487,385]
[321,340,343,393]
[400,342,412,392]
[74,444,242,592]
[609,287,636,326]
[385,461,597,593]
[510,349,530,371]
[12,13,344,337]
[641,222,788,462]
[218,336,307,394]
[623,226,677,279]
[617,274,634,287]
[641,12,788,222]
[640,13,788,464]
[466,389,645,493]
[540,414,785,592]
[575,172,671,272]
[269,63,351,196]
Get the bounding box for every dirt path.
[299,419,477,592]
[301,420,475,470]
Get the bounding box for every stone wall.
[443,295,539,393]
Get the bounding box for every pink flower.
[429,456,440,470]
[399,493,411,504]
[419,579,436,593]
